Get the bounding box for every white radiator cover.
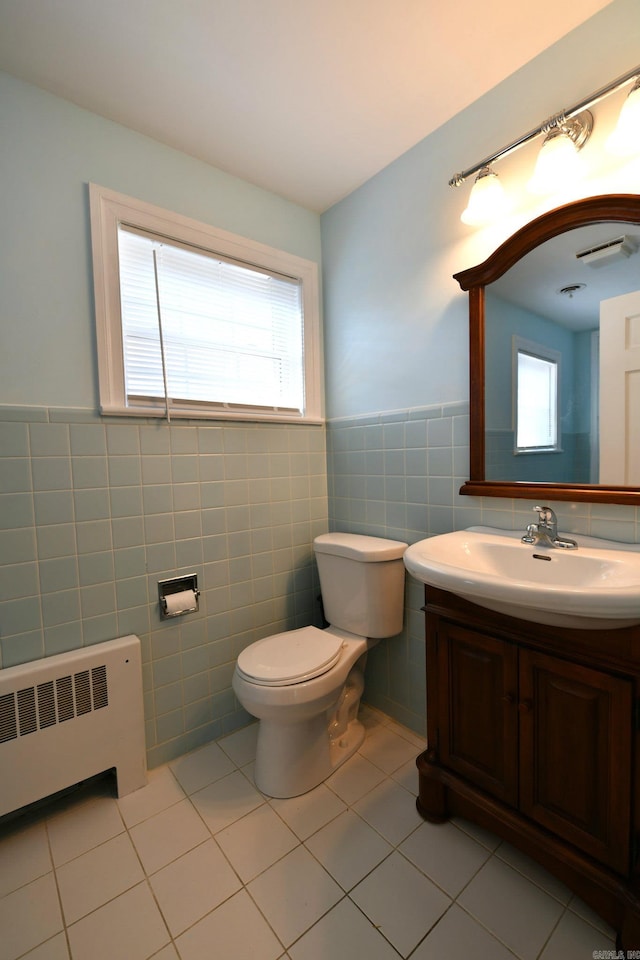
[0,634,147,817]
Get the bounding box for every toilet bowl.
[232,533,407,798]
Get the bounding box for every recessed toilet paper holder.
[158,574,200,619]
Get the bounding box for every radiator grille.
[0,665,109,744]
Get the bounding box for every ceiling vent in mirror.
[576,235,637,268]
[558,283,586,299]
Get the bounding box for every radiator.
[0,634,147,817]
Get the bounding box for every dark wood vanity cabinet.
[418,586,640,948]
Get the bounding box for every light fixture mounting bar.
[449,64,640,187]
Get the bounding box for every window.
[513,337,561,453]
[89,184,322,422]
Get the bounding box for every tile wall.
[3,400,639,767]
[326,402,471,736]
[0,406,328,767]
[326,400,640,735]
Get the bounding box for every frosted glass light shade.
[528,131,583,195]
[460,167,508,226]
[607,82,640,157]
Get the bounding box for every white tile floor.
[0,707,618,960]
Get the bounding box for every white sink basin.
[403,526,640,629]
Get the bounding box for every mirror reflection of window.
[514,338,560,453]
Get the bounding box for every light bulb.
[528,131,583,195]
[607,80,640,157]
[460,166,509,226]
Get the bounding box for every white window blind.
[516,349,558,450]
[118,226,305,413]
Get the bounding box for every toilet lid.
[236,627,344,686]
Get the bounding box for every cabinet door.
[437,621,518,805]
[519,648,632,874]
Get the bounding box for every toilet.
[232,532,407,798]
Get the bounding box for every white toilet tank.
[313,533,407,639]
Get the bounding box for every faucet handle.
[534,505,555,523]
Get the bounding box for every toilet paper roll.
[164,589,197,615]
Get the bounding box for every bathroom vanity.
[416,585,640,948]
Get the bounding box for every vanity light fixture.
[606,77,640,157]
[450,65,640,224]
[460,165,509,226]
[527,112,593,195]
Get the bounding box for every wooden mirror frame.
[455,194,640,505]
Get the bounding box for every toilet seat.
[236,627,344,686]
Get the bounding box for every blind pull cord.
[152,248,172,423]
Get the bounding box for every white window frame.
[512,336,562,454]
[89,183,323,423]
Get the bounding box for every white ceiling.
[0,0,615,212]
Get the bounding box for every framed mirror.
[455,194,640,505]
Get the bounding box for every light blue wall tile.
[44,621,83,656]
[173,483,200,511]
[0,422,29,456]
[143,484,173,515]
[155,681,184,716]
[109,456,142,486]
[39,557,79,594]
[156,710,185,743]
[72,457,109,488]
[428,447,453,477]
[1,458,32,493]
[1,493,34,529]
[111,516,145,548]
[36,523,77,560]
[0,561,39,601]
[76,520,112,554]
[145,513,174,544]
[80,582,116,618]
[1,630,44,666]
[201,482,224,508]
[176,538,204,568]
[197,427,224,454]
[34,490,74,524]
[200,455,224,482]
[174,511,202,540]
[82,613,119,646]
[78,551,114,586]
[172,455,199,483]
[140,425,171,454]
[116,575,148,609]
[118,605,150,638]
[31,457,72,490]
[0,528,37,564]
[74,487,111,521]
[114,546,147,579]
[29,423,70,457]
[110,485,143,517]
[428,417,453,447]
[70,424,107,456]
[170,426,198,454]
[146,541,177,573]
[141,455,172,484]
[42,589,80,627]
[106,425,140,455]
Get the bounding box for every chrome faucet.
[522,506,578,550]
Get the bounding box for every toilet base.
[330,716,365,767]
[253,712,365,799]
